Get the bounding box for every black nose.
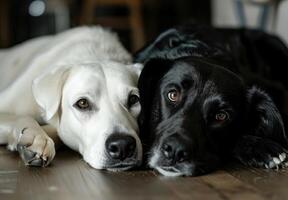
[161,138,190,163]
[105,134,136,160]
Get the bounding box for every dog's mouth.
[149,150,204,176]
[155,166,184,177]
[106,160,141,172]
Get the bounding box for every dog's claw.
[279,153,286,162]
[235,136,288,170]
[263,153,288,170]
[17,144,46,167]
[29,159,44,167]
[273,157,281,165]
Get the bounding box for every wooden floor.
[1,146,288,200]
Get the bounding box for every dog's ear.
[137,58,173,150]
[133,29,177,63]
[32,67,70,121]
[138,59,173,124]
[246,86,288,147]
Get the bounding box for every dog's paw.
[234,135,288,169]
[17,128,55,167]
[262,153,287,169]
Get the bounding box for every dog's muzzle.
[159,135,192,165]
[149,134,200,176]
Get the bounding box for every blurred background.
[0,0,287,52]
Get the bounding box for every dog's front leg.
[233,135,288,169]
[0,114,56,167]
[42,124,62,149]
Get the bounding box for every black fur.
[135,25,288,176]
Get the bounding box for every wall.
[212,0,288,44]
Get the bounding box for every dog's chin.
[106,160,142,172]
[105,151,143,172]
[107,164,135,172]
[86,160,141,171]
[155,166,185,177]
[84,147,142,171]
[153,164,197,177]
[149,152,197,177]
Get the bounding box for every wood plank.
[3,146,288,200]
[158,175,226,200]
[0,146,19,200]
[10,148,182,200]
[226,164,288,200]
[201,170,267,200]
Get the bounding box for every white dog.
[0,26,143,171]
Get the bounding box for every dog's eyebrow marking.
[201,80,226,110]
[201,93,225,121]
[203,94,223,107]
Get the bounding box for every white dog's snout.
[105,134,137,160]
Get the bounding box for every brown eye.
[128,94,139,107]
[167,89,181,102]
[215,111,229,122]
[75,98,90,110]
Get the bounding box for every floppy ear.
[32,67,70,121]
[246,86,288,147]
[137,58,174,152]
[138,58,173,126]
[133,28,177,63]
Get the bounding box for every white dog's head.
[32,61,143,171]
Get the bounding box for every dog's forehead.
[102,63,138,85]
[161,62,197,85]
[68,65,104,86]
[162,60,244,91]
[101,63,139,99]
[62,65,104,100]
[64,63,138,101]
[67,62,137,85]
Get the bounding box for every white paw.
[17,128,55,167]
[264,153,287,169]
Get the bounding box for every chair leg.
[234,0,247,27]
[129,1,145,52]
[258,4,270,30]
[79,0,145,51]
[80,0,95,24]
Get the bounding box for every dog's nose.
[161,139,190,163]
[105,134,136,160]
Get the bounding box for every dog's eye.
[215,111,229,122]
[128,94,139,107]
[75,98,90,110]
[169,37,180,47]
[167,89,181,102]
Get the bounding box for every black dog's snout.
[105,134,136,160]
[161,138,190,163]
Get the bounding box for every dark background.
[0,0,211,52]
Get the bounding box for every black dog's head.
[138,57,284,176]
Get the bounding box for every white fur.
[0,26,143,169]
[149,148,184,176]
[155,167,184,177]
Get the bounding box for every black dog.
[134,25,288,176]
